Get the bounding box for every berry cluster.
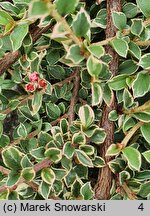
[25,72,47,92]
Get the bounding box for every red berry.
[38,79,47,89]
[29,72,39,82]
[25,83,35,92]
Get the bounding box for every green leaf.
[106,144,122,156]
[8,191,19,200]
[111,38,129,58]
[141,123,150,143]
[133,112,150,122]
[0,2,20,16]
[138,181,150,198]
[108,110,118,121]
[108,74,128,90]
[119,171,130,185]
[112,11,127,30]
[46,102,61,120]
[56,0,79,15]
[90,128,106,144]
[0,134,10,147]
[75,150,93,167]
[142,150,150,163]
[129,42,141,59]
[41,168,55,185]
[80,182,94,200]
[52,168,66,180]
[6,171,20,187]
[66,44,85,64]
[63,141,75,159]
[2,147,22,170]
[122,146,141,171]
[87,55,103,77]
[0,121,3,138]
[136,0,150,17]
[132,72,150,98]
[139,53,150,70]
[21,167,35,182]
[93,156,105,167]
[72,132,86,145]
[47,65,65,80]
[17,123,27,139]
[93,9,107,29]
[39,181,50,199]
[123,3,138,18]
[131,19,144,36]
[72,8,90,37]
[87,44,105,58]
[0,10,14,26]
[30,0,49,16]
[119,59,139,75]
[123,88,134,109]
[78,104,95,129]
[0,190,9,200]
[13,0,31,3]
[91,82,103,106]
[10,23,29,51]
[134,170,150,181]
[79,145,94,156]
[60,119,69,134]
[0,113,6,121]
[30,147,45,160]
[45,148,62,163]
[31,91,42,115]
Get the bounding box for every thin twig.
[122,182,137,200]
[122,122,144,148]
[124,100,150,115]
[68,68,80,124]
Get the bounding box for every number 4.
[138,203,144,211]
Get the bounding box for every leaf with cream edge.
[10,23,29,51]
[2,147,23,170]
[91,82,103,106]
[21,167,35,182]
[112,11,127,30]
[136,0,150,17]
[141,123,150,143]
[45,148,62,163]
[41,168,55,185]
[87,55,103,77]
[75,149,93,167]
[106,144,122,156]
[66,44,85,64]
[78,105,95,129]
[80,182,94,200]
[0,10,14,26]
[31,91,42,115]
[139,53,150,70]
[72,7,91,37]
[111,38,129,58]
[142,150,150,163]
[56,0,79,15]
[132,72,150,98]
[87,44,105,58]
[122,146,141,171]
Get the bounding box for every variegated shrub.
[0,0,150,200]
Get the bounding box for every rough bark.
[94,0,121,199]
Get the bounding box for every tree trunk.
[94,0,122,200]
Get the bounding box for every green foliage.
[0,0,150,201]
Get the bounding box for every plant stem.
[124,100,150,114]
[122,122,143,148]
[122,182,137,200]
[94,0,121,200]
[68,68,80,124]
